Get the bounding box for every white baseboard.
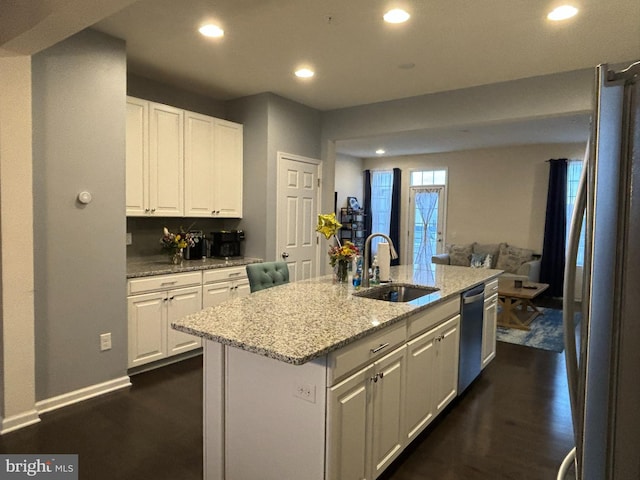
[1,409,41,435]
[35,376,131,415]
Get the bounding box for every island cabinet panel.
[224,347,327,480]
[482,279,499,369]
[326,345,407,480]
[326,365,372,480]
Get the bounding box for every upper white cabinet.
[126,97,184,216]
[184,113,243,218]
[127,96,243,218]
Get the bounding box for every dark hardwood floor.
[0,342,574,480]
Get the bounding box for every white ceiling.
[8,0,637,157]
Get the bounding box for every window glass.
[566,160,586,267]
[410,169,446,186]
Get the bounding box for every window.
[370,170,393,253]
[566,160,586,267]
[410,169,446,186]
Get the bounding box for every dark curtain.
[540,159,568,297]
[390,168,401,266]
[363,169,372,239]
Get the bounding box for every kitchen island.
[173,264,501,480]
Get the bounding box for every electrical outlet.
[294,382,316,403]
[126,232,132,245]
[100,333,112,351]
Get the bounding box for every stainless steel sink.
[353,283,439,303]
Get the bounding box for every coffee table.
[497,281,550,330]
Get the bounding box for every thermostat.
[77,191,92,204]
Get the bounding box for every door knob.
[281,252,289,259]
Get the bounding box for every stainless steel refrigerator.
[560,61,640,480]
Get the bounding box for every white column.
[0,56,39,433]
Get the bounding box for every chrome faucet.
[362,233,398,288]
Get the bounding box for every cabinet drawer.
[485,279,499,296]
[128,272,202,295]
[328,321,406,385]
[202,266,247,284]
[407,296,459,339]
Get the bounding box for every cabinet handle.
[371,374,379,383]
[161,281,178,286]
[145,208,150,213]
[151,208,156,213]
[169,296,174,300]
[378,371,384,379]
[370,342,389,354]
[228,272,242,277]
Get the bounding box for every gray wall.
[228,93,321,261]
[32,29,128,400]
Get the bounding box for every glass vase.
[169,249,183,265]
[334,259,349,284]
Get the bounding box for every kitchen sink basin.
[353,284,439,303]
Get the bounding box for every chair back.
[246,262,290,292]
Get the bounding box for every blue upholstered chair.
[246,262,290,293]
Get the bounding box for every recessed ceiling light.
[376,149,386,155]
[199,24,224,37]
[384,9,410,24]
[295,68,315,78]
[547,5,578,21]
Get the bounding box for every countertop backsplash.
[126,216,242,257]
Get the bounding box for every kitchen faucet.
[362,233,398,288]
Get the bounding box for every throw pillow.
[449,243,474,266]
[473,243,503,268]
[470,253,486,268]
[495,244,534,273]
[482,254,493,269]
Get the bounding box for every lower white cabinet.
[127,266,251,369]
[128,283,202,368]
[202,267,250,308]
[482,280,499,369]
[405,315,460,443]
[327,345,407,480]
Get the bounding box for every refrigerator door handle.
[562,139,590,478]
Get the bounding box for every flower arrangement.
[316,212,360,282]
[328,241,360,267]
[160,227,196,252]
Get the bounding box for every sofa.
[431,242,541,282]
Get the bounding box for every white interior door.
[276,152,321,281]
[409,186,446,266]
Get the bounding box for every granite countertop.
[172,264,502,365]
[127,255,263,278]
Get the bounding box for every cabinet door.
[126,97,148,216]
[371,345,406,478]
[433,315,460,414]
[150,102,184,216]
[212,119,243,218]
[184,111,215,217]
[404,327,437,442]
[326,365,374,480]
[234,279,251,299]
[128,291,167,368]
[482,294,498,369]
[202,280,233,309]
[167,286,203,355]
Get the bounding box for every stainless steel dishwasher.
[458,284,485,394]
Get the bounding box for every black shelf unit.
[339,207,366,251]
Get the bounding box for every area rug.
[496,308,581,353]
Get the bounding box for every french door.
[409,186,446,266]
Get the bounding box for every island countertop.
[172,264,501,365]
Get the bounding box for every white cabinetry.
[202,267,250,308]
[405,303,460,443]
[126,97,184,216]
[127,272,202,368]
[184,115,243,218]
[127,96,243,218]
[327,344,406,480]
[482,279,498,369]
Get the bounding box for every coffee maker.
[210,230,245,258]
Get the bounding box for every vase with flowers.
[316,212,360,283]
[160,227,196,265]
